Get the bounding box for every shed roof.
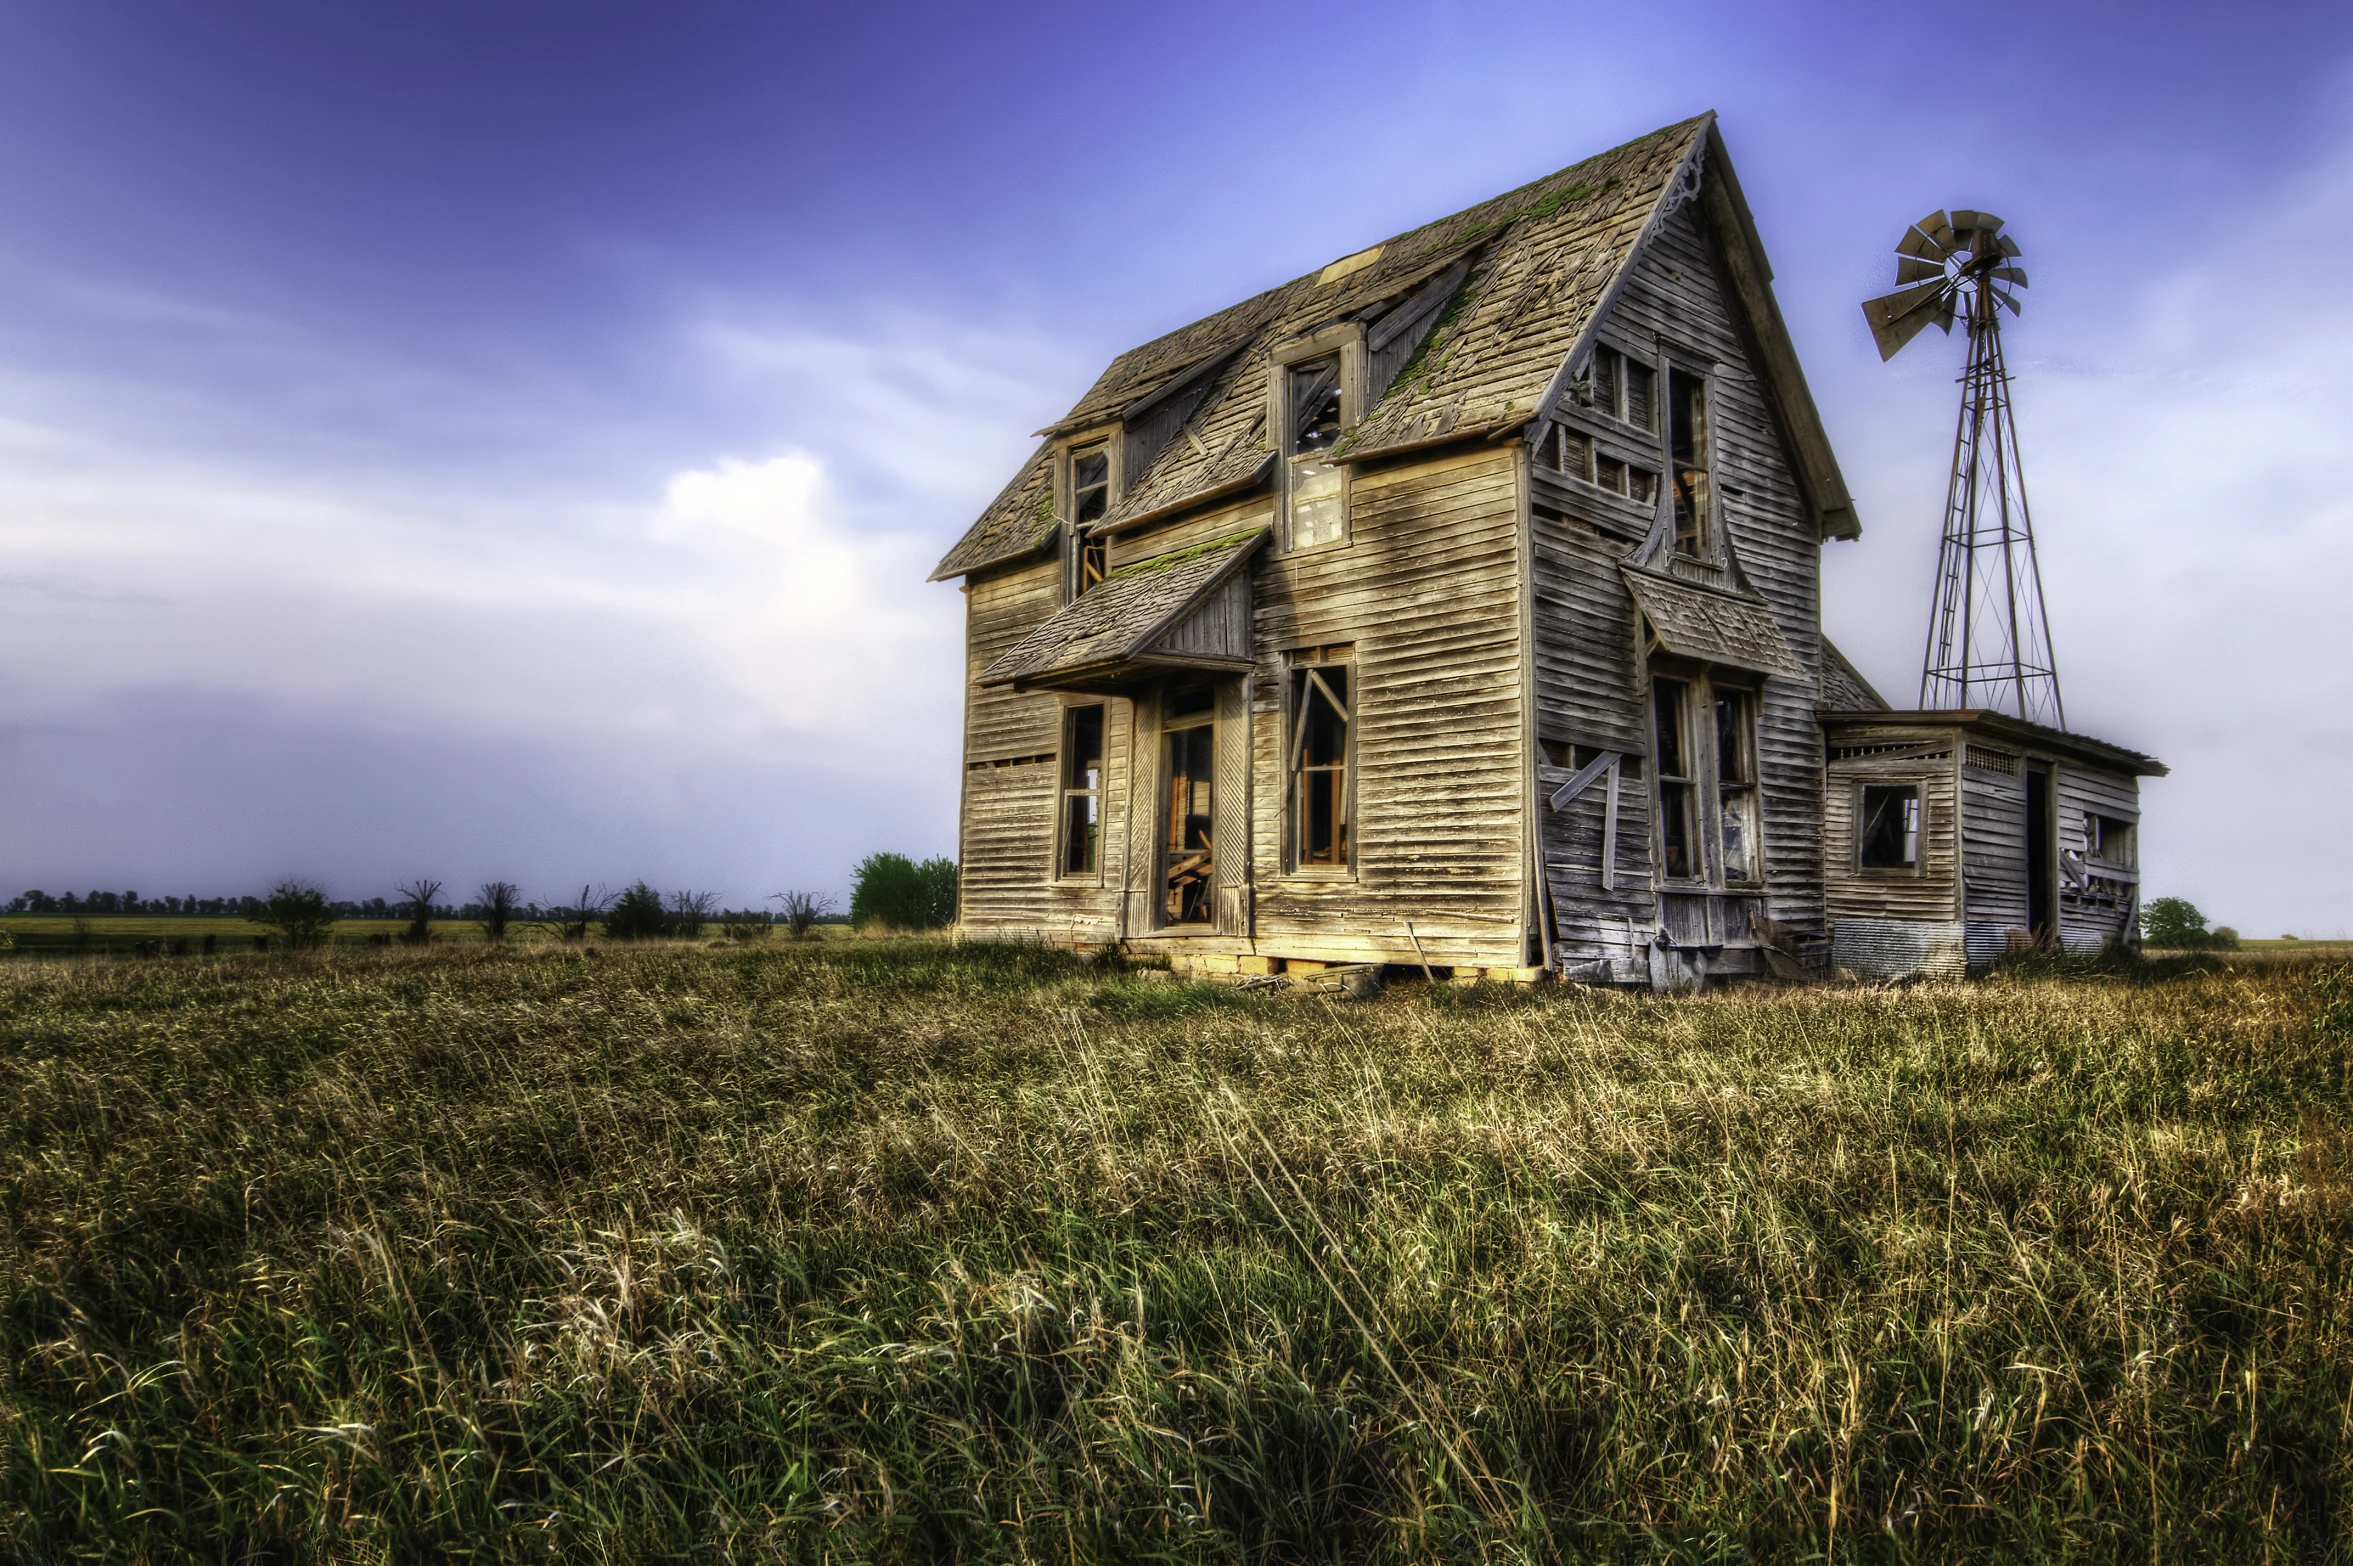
[975,529,1268,690]
[933,114,1859,581]
[1820,709,2169,778]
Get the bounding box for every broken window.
[1539,420,1658,505]
[1715,688,1758,882]
[1068,445,1110,596]
[2085,813,2136,869]
[1288,650,1352,869]
[1059,704,1104,877]
[1669,369,1710,557]
[1653,677,1696,880]
[1858,785,1922,870]
[1285,354,1346,550]
[1587,345,1656,430]
[1162,688,1216,924]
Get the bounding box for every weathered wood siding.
[1821,732,1962,922]
[957,555,1132,941]
[1532,198,1827,969]
[1245,448,1529,968]
[2056,765,2141,951]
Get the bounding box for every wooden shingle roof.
[934,113,1858,581]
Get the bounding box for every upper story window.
[1285,354,1347,550]
[1543,424,1659,505]
[1067,444,1109,596]
[1668,370,1711,557]
[1588,345,1656,430]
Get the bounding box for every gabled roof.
[975,529,1267,691]
[933,113,1861,581]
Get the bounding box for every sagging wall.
[1532,199,1827,976]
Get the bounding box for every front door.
[1162,688,1216,925]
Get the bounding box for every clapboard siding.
[1961,768,2029,927]
[1245,447,1528,967]
[1534,197,1828,970]
[1824,746,1962,924]
[2056,766,2141,949]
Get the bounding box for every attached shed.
[1820,706,2166,978]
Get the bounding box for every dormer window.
[1285,354,1347,550]
[1068,443,1110,596]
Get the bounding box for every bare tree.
[772,890,835,941]
[395,880,443,946]
[544,884,613,942]
[668,890,718,939]
[477,881,520,942]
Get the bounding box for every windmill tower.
[1862,210,2065,729]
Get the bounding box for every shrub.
[2141,896,2214,950]
[2210,925,2241,950]
[718,909,774,942]
[668,891,717,939]
[774,890,834,940]
[544,885,612,942]
[849,854,958,932]
[604,882,671,941]
[253,880,335,949]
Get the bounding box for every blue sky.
[2,1,2349,929]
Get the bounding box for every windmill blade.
[1935,296,1956,334]
[1997,234,2022,258]
[1993,287,2022,316]
[1948,208,1985,235]
[1992,265,2029,288]
[1896,255,1944,285]
[1897,212,1953,261]
[1862,280,1951,360]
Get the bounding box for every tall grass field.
[4,942,2349,1560]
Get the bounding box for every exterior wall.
[956,553,1135,941]
[1822,726,1962,977]
[956,449,1529,972]
[1533,199,1827,978]
[2056,765,2142,951]
[1243,446,1529,970]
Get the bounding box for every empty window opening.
[1162,690,1216,924]
[1715,688,1758,882]
[1289,653,1353,869]
[1286,355,1346,550]
[1668,369,1710,557]
[1059,704,1104,877]
[1858,785,1921,870]
[1586,346,1656,430]
[1653,678,1696,880]
[1069,445,1110,595]
[2086,813,2136,869]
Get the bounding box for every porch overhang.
[1623,566,1806,679]
[977,528,1268,694]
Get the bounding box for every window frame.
[1062,436,1116,603]
[2084,812,2137,871]
[1054,701,1108,884]
[1648,667,1764,888]
[1666,362,1715,560]
[1158,686,1219,927]
[1271,327,1363,555]
[1711,683,1762,886]
[1651,676,1701,884]
[1854,782,1926,875]
[1285,646,1356,877]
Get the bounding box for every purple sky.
[3,1,2349,929]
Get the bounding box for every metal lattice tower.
[1862,210,2064,729]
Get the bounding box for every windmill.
[1862,209,2065,729]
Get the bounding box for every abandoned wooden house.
[929,113,2158,985]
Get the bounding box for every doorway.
[2025,763,2054,943]
[1162,688,1216,925]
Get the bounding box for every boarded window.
[1289,651,1352,869]
[1593,453,1659,504]
[1286,355,1346,549]
[1715,688,1758,882]
[1669,369,1709,557]
[1859,785,1921,870]
[1059,705,1104,877]
[1653,678,1696,880]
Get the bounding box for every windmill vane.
[1862,208,2064,730]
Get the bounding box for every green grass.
[0,918,860,955]
[3,943,2350,1560]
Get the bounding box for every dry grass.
[3,942,2350,1561]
